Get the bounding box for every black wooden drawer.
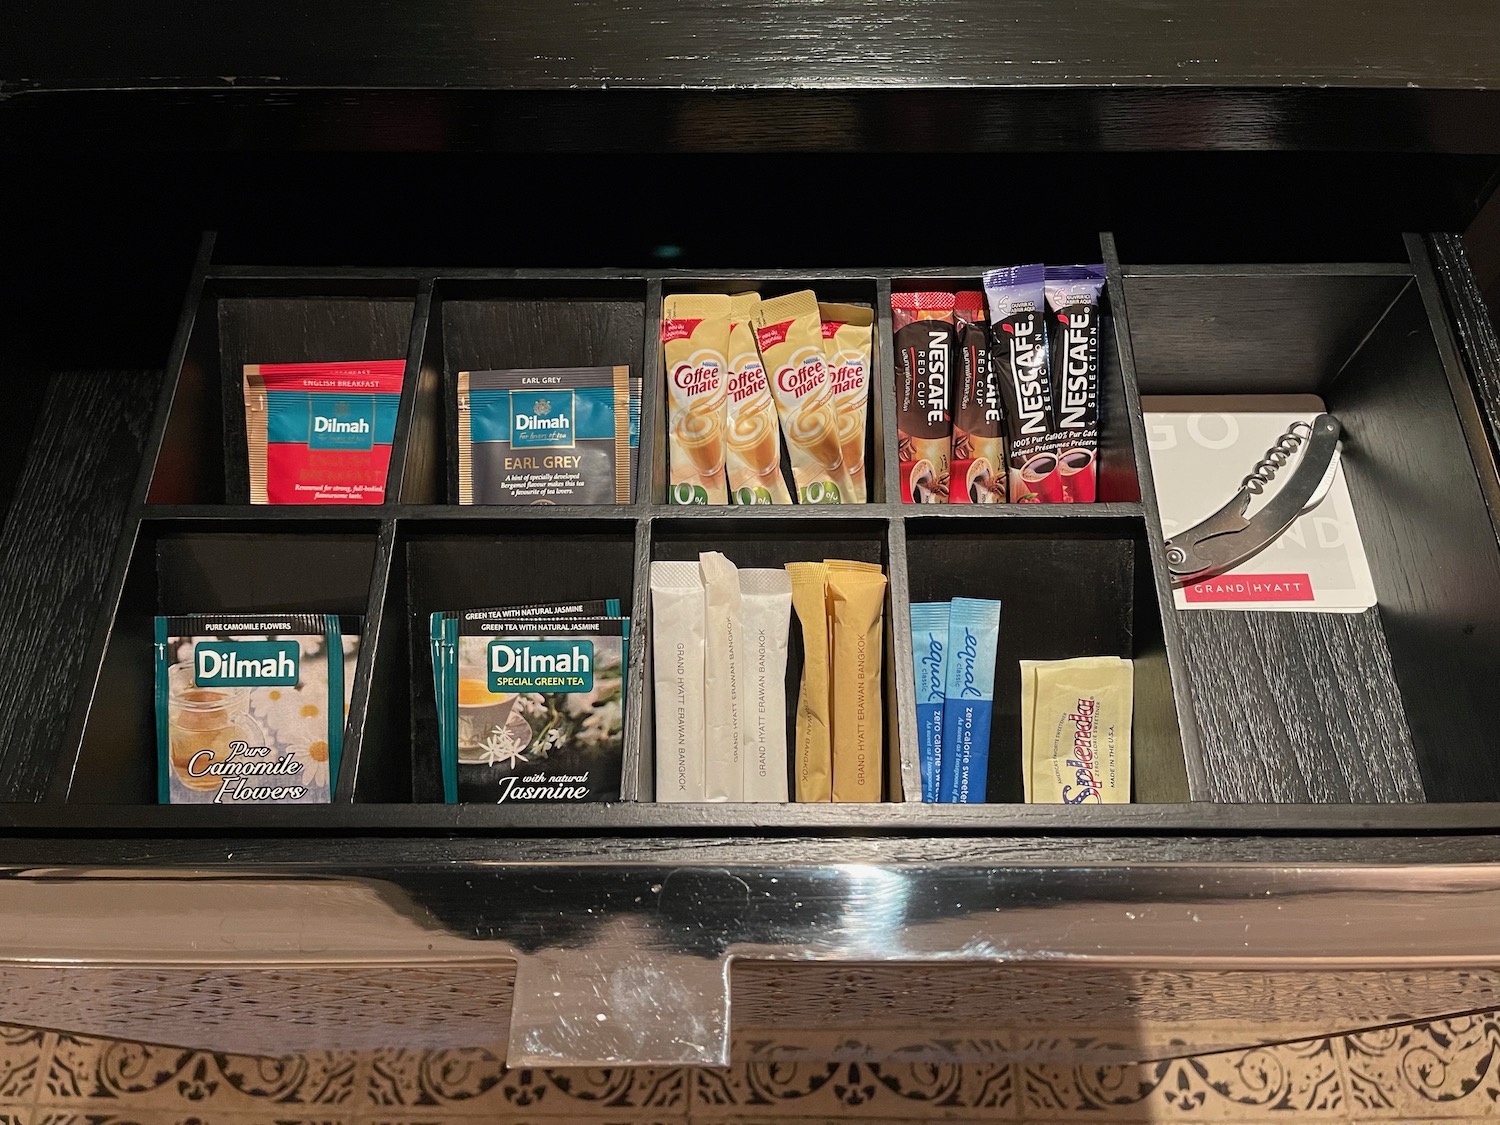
[3,231,1498,833]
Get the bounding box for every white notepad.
[1143,395,1377,613]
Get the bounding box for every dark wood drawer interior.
[5,231,1500,833]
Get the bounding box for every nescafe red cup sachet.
[893,265,1104,505]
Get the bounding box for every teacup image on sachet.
[166,661,268,791]
[456,656,518,761]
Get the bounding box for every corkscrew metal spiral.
[1241,420,1314,495]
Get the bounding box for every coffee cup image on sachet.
[726,406,781,485]
[904,457,940,504]
[1058,447,1097,502]
[787,388,844,474]
[1018,450,1064,503]
[675,397,728,477]
[960,456,1006,503]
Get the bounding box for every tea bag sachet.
[725,293,793,505]
[786,561,832,801]
[819,302,874,503]
[436,612,628,804]
[1025,656,1133,804]
[155,613,350,804]
[650,562,707,801]
[244,361,406,504]
[458,366,632,504]
[740,568,793,802]
[755,290,845,504]
[909,602,950,803]
[429,600,621,804]
[662,294,732,504]
[701,551,749,800]
[431,600,620,803]
[827,564,887,802]
[938,598,1002,804]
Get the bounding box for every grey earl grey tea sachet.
[458,366,638,504]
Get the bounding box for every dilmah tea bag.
[155,613,352,804]
[892,291,955,503]
[1045,265,1105,503]
[1025,656,1133,805]
[435,613,628,803]
[725,293,793,505]
[819,302,874,504]
[701,551,748,800]
[458,366,632,505]
[755,291,846,504]
[938,597,1002,804]
[786,561,832,801]
[949,292,1007,504]
[663,294,732,505]
[909,602,950,803]
[985,265,1058,503]
[740,568,793,802]
[430,601,621,803]
[244,360,406,504]
[429,603,621,798]
[650,562,707,802]
[827,563,887,802]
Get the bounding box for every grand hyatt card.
[1144,395,1376,612]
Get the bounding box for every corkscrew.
[1164,413,1342,589]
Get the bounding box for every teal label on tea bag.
[510,390,576,449]
[194,641,300,686]
[307,395,376,451]
[489,639,594,692]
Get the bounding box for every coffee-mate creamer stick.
[662,294,731,504]
[819,302,873,504]
[725,292,793,504]
[754,290,845,504]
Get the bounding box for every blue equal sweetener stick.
[909,603,950,803]
[938,597,1003,803]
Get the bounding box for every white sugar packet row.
[650,557,793,802]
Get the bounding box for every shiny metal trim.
[2,861,1497,1065]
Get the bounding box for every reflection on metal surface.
[0,862,1497,1065]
